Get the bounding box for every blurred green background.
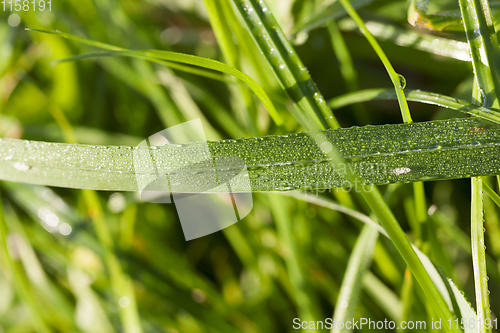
[0,0,498,332]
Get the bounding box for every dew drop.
[398,74,406,89]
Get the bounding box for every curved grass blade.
[328,88,500,125]
[337,0,412,123]
[26,29,283,126]
[2,118,500,192]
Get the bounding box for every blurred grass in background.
[0,0,499,332]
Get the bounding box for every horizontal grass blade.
[2,118,500,191]
[328,88,500,124]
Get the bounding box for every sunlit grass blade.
[26,29,283,126]
[328,88,500,125]
[332,225,378,333]
[471,179,490,333]
[230,0,338,130]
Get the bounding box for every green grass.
[1,0,500,332]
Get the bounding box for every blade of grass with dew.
[459,0,498,328]
[338,18,472,61]
[329,3,462,325]
[26,29,283,126]
[333,5,433,296]
[331,225,378,333]
[328,88,500,125]
[50,106,144,333]
[230,0,339,130]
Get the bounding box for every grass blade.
[26,29,283,126]
[337,0,412,123]
[3,118,500,191]
[458,0,500,108]
[0,192,51,333]
[230,0,339,130]
[459,0,497,328]
[328,88,500,125]
[471,178,490,333]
